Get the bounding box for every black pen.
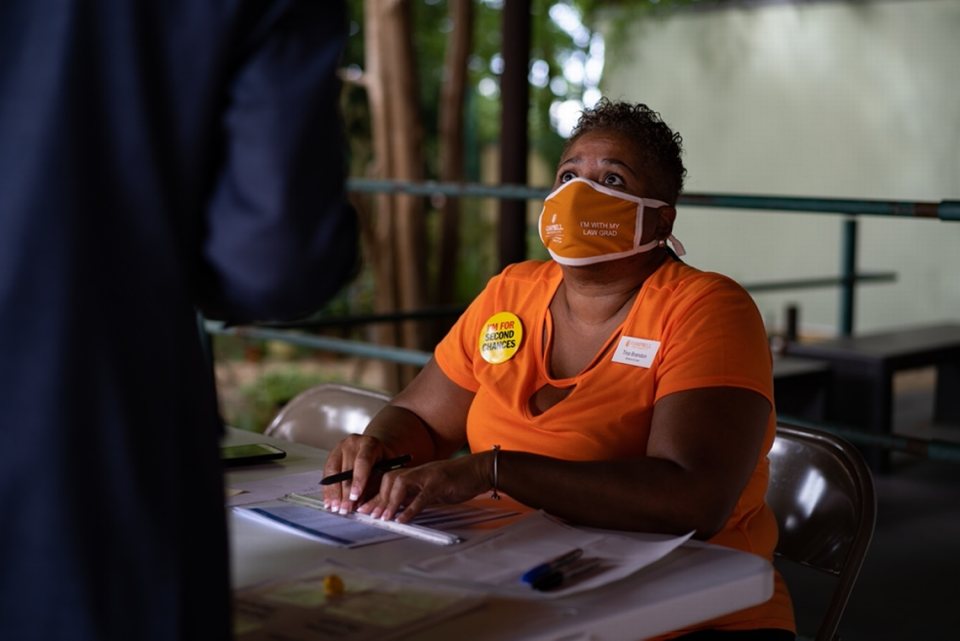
[531,557,601,591]
[520,548,583,585]
[318,454,412,486]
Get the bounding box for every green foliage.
[337,0,709,303]
[231,368,346,433]
[456,198,499,300]
[340,0,723,174]
[342,0,602,179]
[309,265,376,322]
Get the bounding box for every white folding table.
[224,428,773,641]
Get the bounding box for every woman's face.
[552,130,647,197]
[551,130,674,250]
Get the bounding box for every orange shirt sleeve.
[651,272,775,406]
[434,276,495,394]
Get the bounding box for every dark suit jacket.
[0,1,358,639]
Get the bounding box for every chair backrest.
[766,421,877,641]
[264,382,391,451]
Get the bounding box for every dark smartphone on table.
[221,443,286,467]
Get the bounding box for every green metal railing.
[777,415,960,464]
[347,178,960,222]
[204,319,960,462]
[204,180,960,461]
[347,178,958,336]
[206,321,432,368]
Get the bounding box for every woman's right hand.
[318,358,476,515]
[320,433,395,514]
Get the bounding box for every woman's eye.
[559,171,576,183]
[604,174,625,186]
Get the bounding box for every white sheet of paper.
[287,492,520,531]
[406,511,694,598]
[235,504,404,547]
[226,470,325,506]
[235,499,522,549]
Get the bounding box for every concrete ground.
[783,369,960,640]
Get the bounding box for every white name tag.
[612,336,661,369]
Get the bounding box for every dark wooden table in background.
[785,323,960,471]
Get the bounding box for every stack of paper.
[234,495,521,548]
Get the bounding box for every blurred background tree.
[219,0,726,429]
[338,1,608,387]
[328,0,712,389]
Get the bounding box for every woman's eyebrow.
[600,158,638,175]
[557,156,638,177]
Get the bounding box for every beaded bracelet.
[491,444,501,500]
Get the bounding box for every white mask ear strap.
[667,234,686,257]
[636,232,686,257]
[655,234,686,257]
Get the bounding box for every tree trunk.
[365,0,427,388]
[437,0,474,319]
[383,0,427,355]
[364,0,401,390]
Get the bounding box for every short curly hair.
[564,98,686,205]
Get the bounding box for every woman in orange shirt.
[323,99,795,640]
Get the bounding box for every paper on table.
[234,559,485,641]
[235,504,405,548]
[226,470,325,507]
[235,499,522,548]
[406,511,694,598]
[287,491,522,531]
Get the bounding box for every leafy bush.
[230,367,345,433]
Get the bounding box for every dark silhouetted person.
[0,1,359,639]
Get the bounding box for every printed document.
[407,511,693,598]
[235,497,520,548]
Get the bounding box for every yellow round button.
[478,312,523,364]
[323,574,345,597]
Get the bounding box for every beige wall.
[603,0,960,336]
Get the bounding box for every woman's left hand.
[355,451,494,523]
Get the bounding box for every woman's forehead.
[561,130,642,167]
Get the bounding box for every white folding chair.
[264,382,391,451]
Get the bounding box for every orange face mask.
[538,177,685,266]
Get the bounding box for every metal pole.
[839,217,858,336]
[204,323,432,368]
[345,178,958,221]
[779,415,960,464]
[497,0,531,270]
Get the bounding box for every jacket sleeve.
[197,0,359,322]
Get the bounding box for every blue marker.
[520,548,583,585]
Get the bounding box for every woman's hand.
[321,433,396,514]
[356,451,495,524]
[319,359,476,515]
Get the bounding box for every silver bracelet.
[491,445,501,500]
